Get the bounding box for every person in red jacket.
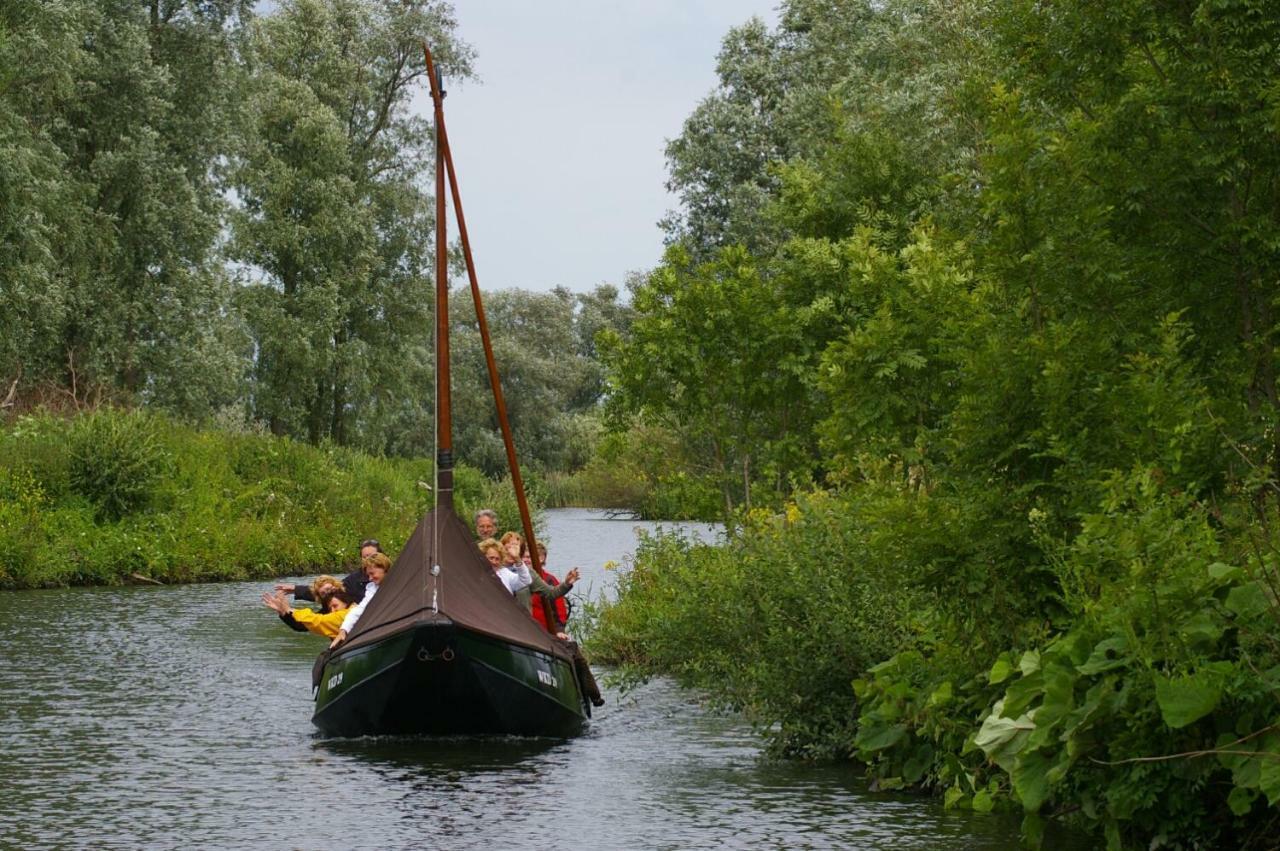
[521,540,603,708]
[524,541,570,631]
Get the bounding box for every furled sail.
[339,506,570,662]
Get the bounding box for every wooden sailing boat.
[311,44,590,737]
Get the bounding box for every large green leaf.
[1001,670,1045,718]
[1077,636,1129,675]
[1207,562,1241,583]
[976,700,1037,771]
[855,721,907,753]
[1013,747,1056,811]
[1225,581,1270,620]
[989,655,1015,684]
[1028,665,1076,749]
[1177,612,1224,649]
[902,742,933,783]
[1227,786,1257,816]
[1154,672,1223,729]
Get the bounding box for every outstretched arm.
[530,568,578,601]
[263,590,307,632]
[262,590,290,614]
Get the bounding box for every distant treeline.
[589,1,1280,848]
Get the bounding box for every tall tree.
[976,0,1280,471]
[232,0,472,446]
[449,285,632,476]
[662,16,791,257]
[0,0,81,394]
[1,0,250,414]
[601,246,804,514]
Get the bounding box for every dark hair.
[327,589,356,607]
[359,538,383,553]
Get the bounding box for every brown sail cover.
[337,506,571,662]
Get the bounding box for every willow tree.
[0,0,249,414]
[444,285,631,477]
[0,0,80,395]
[232,0,472,446]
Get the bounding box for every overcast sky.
[416,1,781,293]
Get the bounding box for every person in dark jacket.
[274,539,382,601]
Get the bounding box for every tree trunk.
[121,324,139,394]
[712,437,733,518]
[330,330,346,444]
[308,377,326,445]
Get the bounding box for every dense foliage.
[0,408,520,587]
[448,285,630,477]
[0,1,630,477]
[592,0,1280,847]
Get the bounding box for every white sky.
[420,1,781,293]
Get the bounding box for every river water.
[0,508,1081,849]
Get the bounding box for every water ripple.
[0,512,1087,849]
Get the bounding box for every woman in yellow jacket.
[262,587,355,638]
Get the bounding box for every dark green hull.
[312,617,589,737]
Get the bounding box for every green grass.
[0,408,527,588]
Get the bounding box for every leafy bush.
[966,472,1280,848]
[577,423,727,520]
[646,471,724,521]
[67,410,169,521]
[589,489,918,756]
[592,463,1280,848]
[0,467,48,585]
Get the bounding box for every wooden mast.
[425,46,452,510]
[422,43,548,581]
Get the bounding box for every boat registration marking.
[328,671,343,690]
[537,669,558,688]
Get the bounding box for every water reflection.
[317,734,565,778]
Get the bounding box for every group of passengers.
[264,511,604,706]
[261,538,388,644]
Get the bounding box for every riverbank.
[0,409,520,588]
[586,485,1280,849]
